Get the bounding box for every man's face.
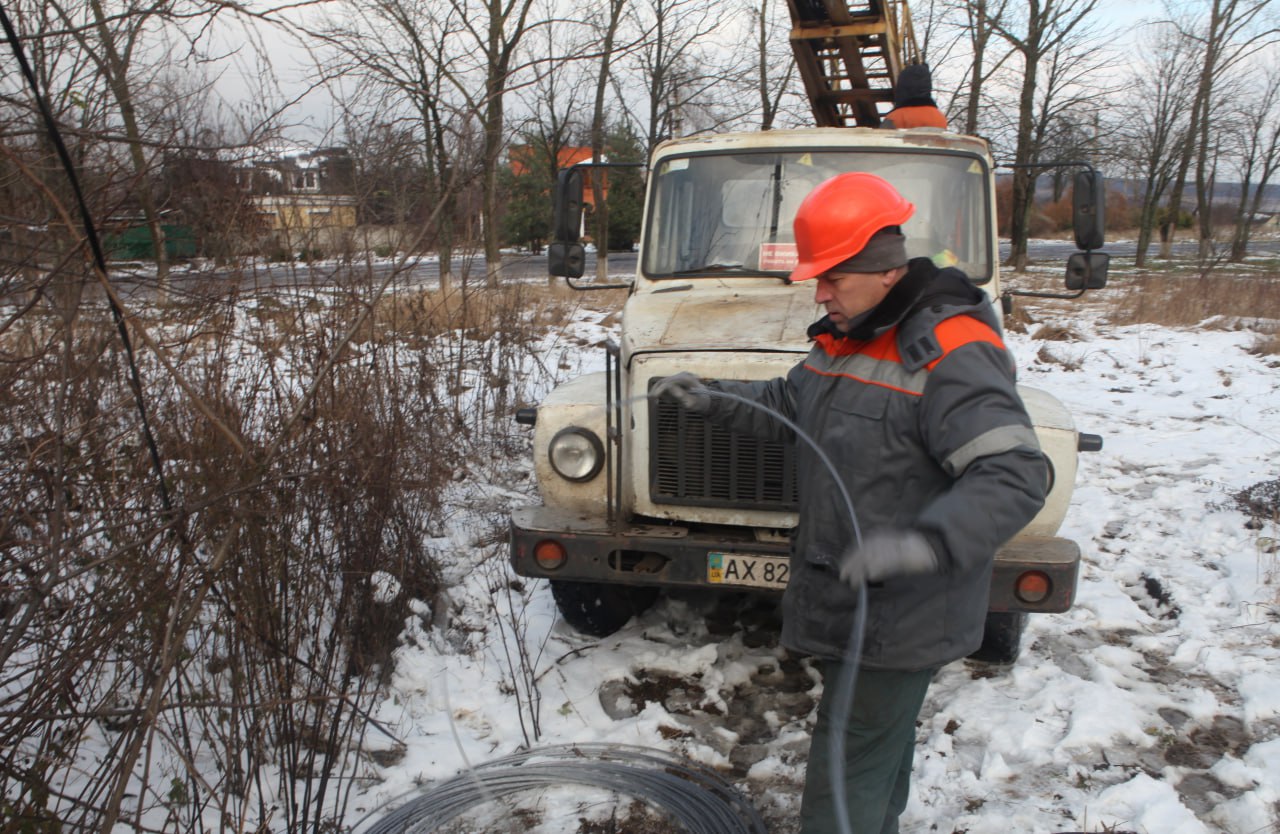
[812,266,906,332]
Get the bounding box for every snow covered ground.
[349,290,1280,834]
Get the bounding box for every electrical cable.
[706,389,868,834]
[364,389,869,834]
[359,744,767,834]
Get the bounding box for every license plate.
[707,552,790,589]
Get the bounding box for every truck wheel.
[967,611,1027,665]
[550,580,659,637]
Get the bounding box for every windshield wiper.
[670,263,748,274]
[667,264,789,281]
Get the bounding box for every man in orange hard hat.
[656,172,1047,833]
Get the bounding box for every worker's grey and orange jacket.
[704,257,1048,670]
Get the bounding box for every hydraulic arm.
[785,0,921,127]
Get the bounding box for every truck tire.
[967,611,1027,665]
[550,580,659,637]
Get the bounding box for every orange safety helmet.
[789,172,915,282]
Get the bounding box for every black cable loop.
[363,389,871,834]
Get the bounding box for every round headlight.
[548,427,604,482]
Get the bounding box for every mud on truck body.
[509,127,1107,663]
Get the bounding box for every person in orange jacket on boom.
[882,63,948,130]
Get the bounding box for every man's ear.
[882,265,908,286]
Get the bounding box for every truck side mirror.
[548,241,586,278]
[554,168,585,243]
[1072,171,1106,251]
[1065,251,1109,290]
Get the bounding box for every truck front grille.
[649,398,799,511]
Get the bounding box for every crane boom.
[785,0,921,127]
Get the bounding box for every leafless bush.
[0,254,581,829]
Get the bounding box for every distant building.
[224,144,359,255]
[253,194,358,233]
[234,145,355,198]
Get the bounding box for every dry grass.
[1002,301,1036,334]
[369,281,626,344]
[1030,322,1085,342]
[1249,331,1280,357]
[1106,267,1280,355]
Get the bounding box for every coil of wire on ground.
[362,743,767,834]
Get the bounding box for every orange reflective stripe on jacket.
[809,315,1005,394]
[925,315,1005,369]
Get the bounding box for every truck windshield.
[642,150,992,283]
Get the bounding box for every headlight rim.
[548,426,605,483]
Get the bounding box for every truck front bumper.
[509,506,1080,614]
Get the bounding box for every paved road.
[102,236,1280,303]
[1004,236,1280,262]
[100,251,638,304]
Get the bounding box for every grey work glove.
[838,530,939,588]
[651,372,712,413]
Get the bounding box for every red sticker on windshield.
[759,243,798,271]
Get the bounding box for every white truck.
[508,125,1107,663]
[509,0,1106,663]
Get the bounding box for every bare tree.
[0,0,111,314]
[1114,20,1198,267]
[0,5,436,830]
[917,0,1014,134]
[321,0,552,286]
[750,0,801,129]
[47,0,212,290]
[962,0,1016,134]
[621,0,742,153]
[1227,64,1280,261]
[504,11,592,270]
[452,0,546,286]
[312,0,480,292]
[588,0,631,281]
[1164,0,1279,261]
[989,0,1105,270]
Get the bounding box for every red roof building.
[509,145,608,207]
